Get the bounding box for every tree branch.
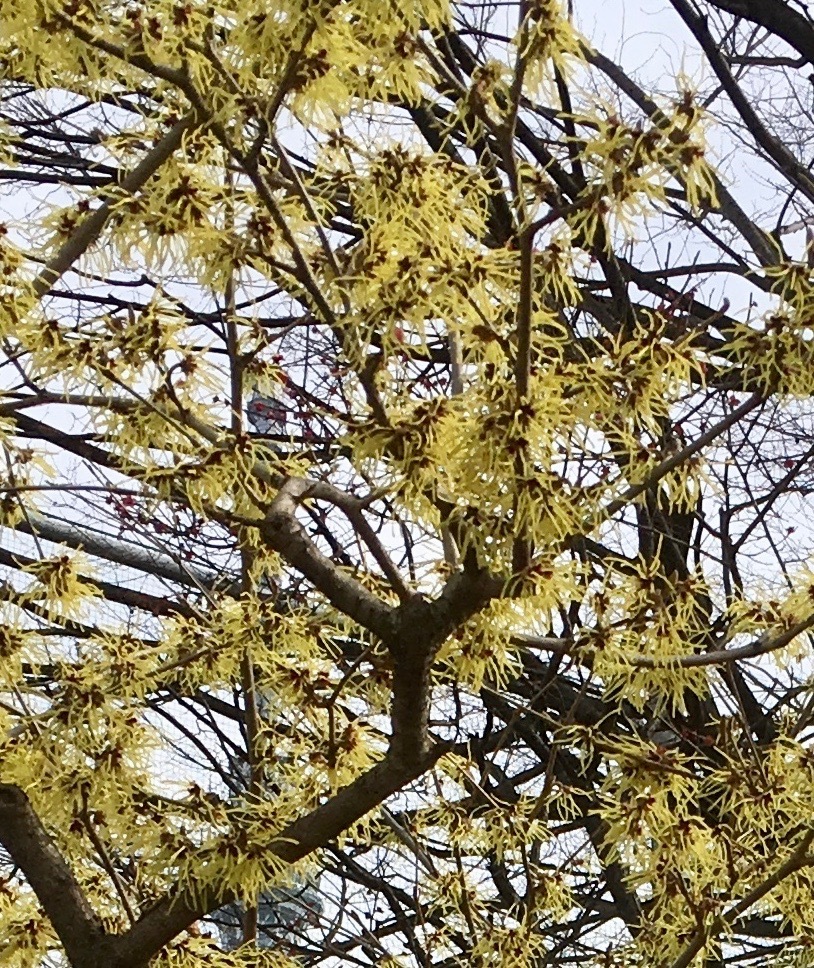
[0,784,107,968]
[32,114,197,299]
[262,478,395,641]
[703,0,814,67]
[107,749,444,966]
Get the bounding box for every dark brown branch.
[671,0,814,207]
[584,43,780,267]
[262,479,395,641]
[109,749,443,966]
[703,0,814,67]
[0,785,107,968]
[389,569,497,765]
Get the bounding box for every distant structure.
[210,672,324,949]
[216,880,324,949]
[246,392,288,442]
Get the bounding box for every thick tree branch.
[703,0,814,67]
[106,749,444,967]
[262,479,395,641]
[671,0,814,208]
[0,785,107,968]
